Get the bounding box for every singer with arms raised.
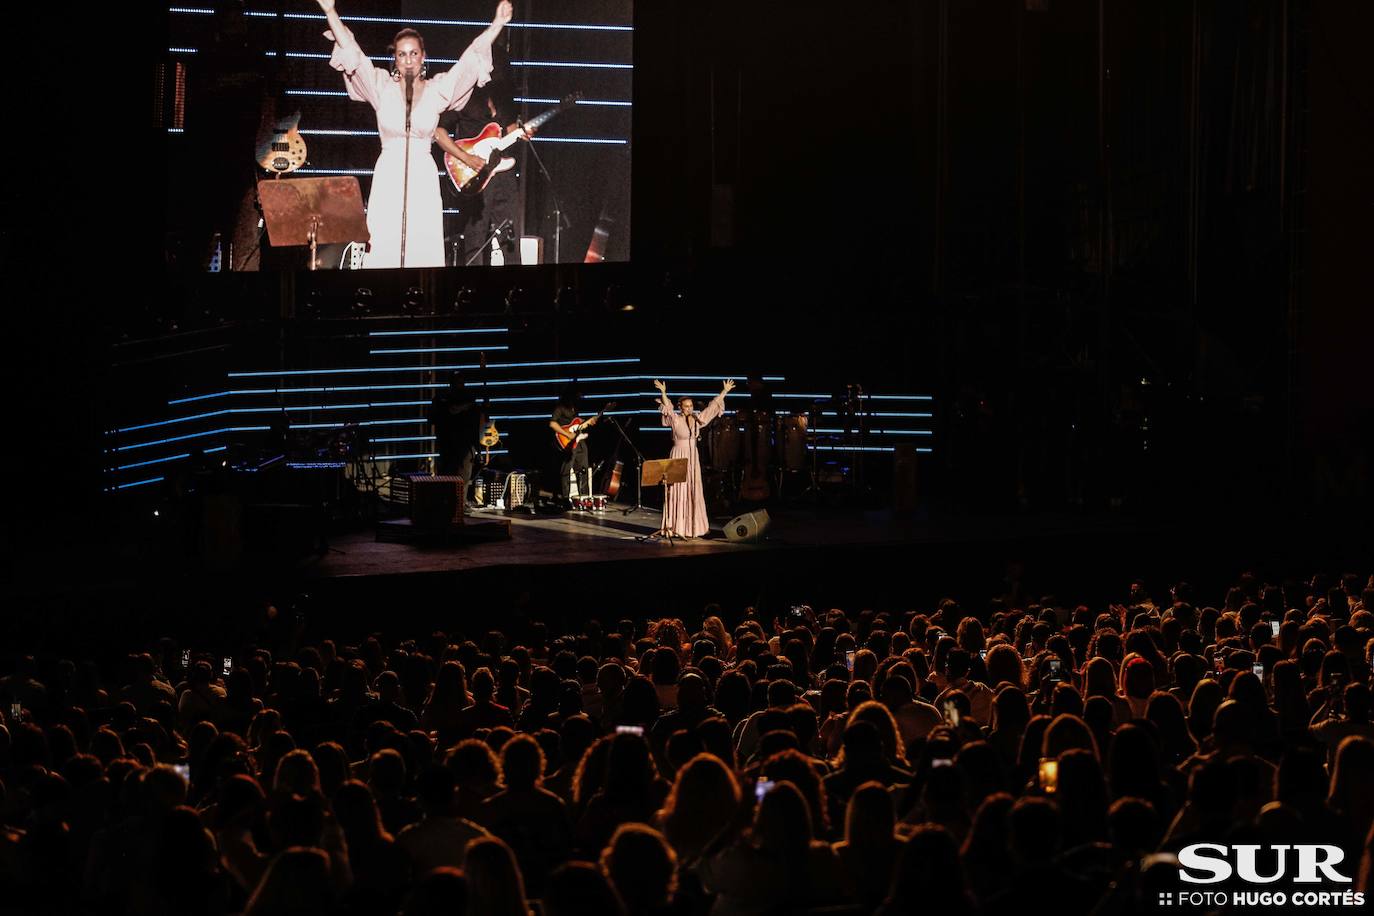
[317,0,513,267]
[654,379,735,538]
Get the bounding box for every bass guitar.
[555,402,616,453]
[443,94,580,195]
[477,351,500,464]
[255,110,308,174]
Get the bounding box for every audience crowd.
[3,571,1374,914]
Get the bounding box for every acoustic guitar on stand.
[555,402,616,452]
[443,94,580,195]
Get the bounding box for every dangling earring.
[419,62,428,80]
[390,65,399,80]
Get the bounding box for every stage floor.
[310,506,753,580]
[302,502,1148,582]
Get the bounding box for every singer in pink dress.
[317,0,512,268]
[655,379,736,538]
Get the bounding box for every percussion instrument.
[707,413,743,468]
[777,413,810,471]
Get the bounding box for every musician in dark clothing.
[548,385,590,499]
[428,373,483,487]
[438,46,522,266]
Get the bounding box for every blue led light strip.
[286,90,632,107]
[819,411,933,418]
[273,11,633,32]
[112,445,228,472]
[227,358,639,378]
[369,345,505,355]
[368,328,509,337]
[515,97,633,107]
[813,429,934,436]
[112,476,166,490]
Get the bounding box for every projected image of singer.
[316,0,513,268]
[653,379,735,538]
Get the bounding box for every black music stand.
[258,177,369,271]
[636,457,688,544]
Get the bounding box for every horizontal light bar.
[113,426,268,452]
[259,50,630,70]
[516,97,633,108]
[819,411,934,418]
[655,376,785,382]
[113,445,228,472]
[291,418,424,430]
[514,60,632,70]
[370,436,435,444]
[813,428,933,436]
[275,11,633,32]
[532,137,628,145]
[228,358,638,377]
[866,395,936,401]
[112,476,166,491]
[368,345,506,355]
[813,445,934,453]
[167,385,642,405]
[369,328,509,337]
[295,135,629,146]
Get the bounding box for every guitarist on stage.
[428,372,484,494]
[549,384,593,500]
[434,45,531,266]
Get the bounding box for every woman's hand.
[653,379,667,394]
[722,379,736,394]
[316,0,336,13]
[493,0,513,27]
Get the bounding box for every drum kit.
[704,386,873,507]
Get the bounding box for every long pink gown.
[330,31,494,268]
[659,392,726,537]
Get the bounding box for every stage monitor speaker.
[411,476,465,529]
[520,235,544,265]
[724,509,770,543]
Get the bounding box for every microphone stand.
[524,137,569,263]
[464,218,513,267]
[606,416,649,517]
[400,74,414,267]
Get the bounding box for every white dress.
[330,36,493,268]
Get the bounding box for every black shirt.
[429,394,482,457]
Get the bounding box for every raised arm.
[317,0,359,55]
[697,379,734,426]
[431,1,513,112]
[318,0,388,108]
[475,1,515,52]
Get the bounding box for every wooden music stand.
[257,177,370,271]
[638,458,688,543]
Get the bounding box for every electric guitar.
[255,111,308,174]
[555,402,616,453]
[443,94,580,195]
